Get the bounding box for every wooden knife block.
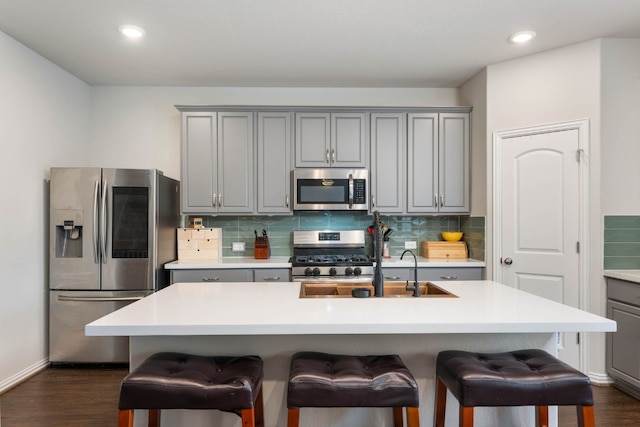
[254,237,270,259]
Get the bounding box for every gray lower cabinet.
[253,268,291,282]
[257,112,292,214]
[382,267,482,282]
[295,112,367,168]
[606,277,640,398]
[180,111,254,214]
[171,268,291,284]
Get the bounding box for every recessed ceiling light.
[118,25,145,39]
[509,31,536,44]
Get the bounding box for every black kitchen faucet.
[401,249,420,297]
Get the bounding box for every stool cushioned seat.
[119,352,263,411]
[288,351,419,408]
[434,349,594,427]
[436,349,593,407]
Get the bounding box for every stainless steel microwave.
[293,169,369,211]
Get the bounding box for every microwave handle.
[348,173,354,209]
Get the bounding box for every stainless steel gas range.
[290,230,373,283]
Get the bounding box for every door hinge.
[576,241,580,253]
[576,149,584,163]
[576,333,580,345]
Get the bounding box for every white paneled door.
[494,120,588,369]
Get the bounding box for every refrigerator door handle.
[100,180,108,264]
[93,179,100,263]
[57,295,146,302]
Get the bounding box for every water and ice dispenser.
[54,210,83,258]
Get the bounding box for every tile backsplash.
[604,215,640,269]
[194,212,485,260]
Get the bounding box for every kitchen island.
[86,280,615,427]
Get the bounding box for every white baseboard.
[589,371,614,386]
[0,358,49,395]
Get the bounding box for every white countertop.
[86,280,614,337]
[603,269,640,284]
[165,256,486,269]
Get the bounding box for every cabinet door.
[217,112,255,213]
[181,113,217,213]
[407,113,438,213]
[418,267,482,281]
[439,113,469,213]
[607,300,640,389]
[295,113,330,167]
[331,113,367,167]
[258,112,292,213]
[370,113,404,213]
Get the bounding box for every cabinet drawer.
[254,268,290,282]
[608,278,640,307]
[382,268,411,281]
[171,269,252,283]
[418,267,482,281]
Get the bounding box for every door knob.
[503,257,513,265]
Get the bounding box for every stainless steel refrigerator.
[49,168,179,364]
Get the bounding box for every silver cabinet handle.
[212,193,217,207]
[331,148,336,163]
[440,195,444,208]
[440,275,457,280]
[202,277,220,282]
[262,276,281,281]
[385,276,402,280]
[285,195,289,208]
[434,194,438,207]
[326,149,330,163]
[218,193,222,207]
[372,195,376,207]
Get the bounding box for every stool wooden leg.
[577,405,595,427]
[459,406,474,427]
[287,408,300,427]
[434,377,447,427]
[118,409,133,427]
[254,387,265,427]
[406,407,420,427]
[240,408,255,427]
[393,407,403,426]
[147,409,160,427]
[535,405,549,427]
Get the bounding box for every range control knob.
[354,267,362,276]
[304,267,313,276]
[329,267,337,276]
[345,267,354,276]
[312,267,321,276]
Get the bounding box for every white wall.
[601,39,640,214]
[88,86,461,179]
[0,31,90,391]
[484,40,606,377]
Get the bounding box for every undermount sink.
[299,281,458,298]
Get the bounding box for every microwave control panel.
[353,179,367,203]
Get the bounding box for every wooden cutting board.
[422,241,467,259]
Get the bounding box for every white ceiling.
[2,0,640,87]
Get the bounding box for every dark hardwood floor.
[1,366,639,426]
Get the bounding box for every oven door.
[293,169,368,210]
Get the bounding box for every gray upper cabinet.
[257,112,292,214]
[295,112,367,168]
[407,112,469,214]
[370,113,405,213]
[181,111,254,214]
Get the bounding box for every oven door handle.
[348,173,354,209]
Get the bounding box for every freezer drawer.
[49,290,151,364]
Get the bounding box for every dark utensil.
[262,229,267,237]
[383,228,393,241]
[254,230,258,238]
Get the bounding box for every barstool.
[117,352,264,427]
[287,351,420,427]
[434,349,594,427]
